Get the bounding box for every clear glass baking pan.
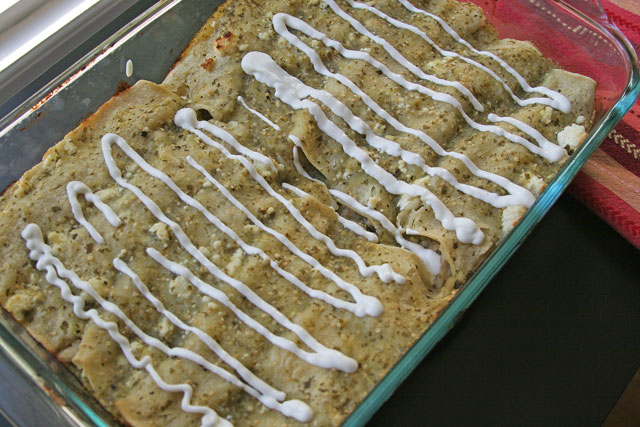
[0,0,638,425]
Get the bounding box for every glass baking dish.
[0,0,638,425]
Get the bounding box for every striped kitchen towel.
[568,0,640,249]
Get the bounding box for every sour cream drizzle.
[88,130,370,318]
[487,113,565,160]
[272,12,564,162]
[274,13,537,206]
[112,258,286,401]
[101,133,357,372]
[175,108,404,284]
[235,100,379,243]
[289,136,319,182]
[242,52,483,245]
[237,95,281,131]
[397,0,571,112]
[349,0,569,111]
[332,188,443,273]
[21,224,231,427]
[288,136,442,273]
[196,113,277,172]
[105,134,370,319]
[146,247,351,378]
[186,155,382,317]
[66,181,122,244]
[320,0,482,109]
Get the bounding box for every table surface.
[0,2,639,426]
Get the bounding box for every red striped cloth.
[568,0,640,249]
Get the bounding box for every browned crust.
[166,0,237,75]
